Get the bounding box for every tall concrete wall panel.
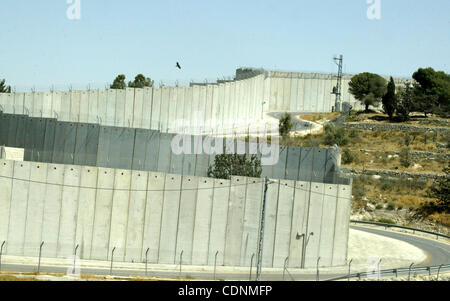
[158,174,182,264]
[114,89,126,127]
[0,160,13,245]
[75,166,97,260]
[224,176,247,266]
[23,162,47,256]
[304,183,324,268]
[125,170,148,262]
[207,179,230,266]
[318,184,338,267]
[40,163,64,258]
[142,88,153,130]
[272,179,295,267]
[6,161,31,255]
[332,184,352,266]
[240,178,263,267]
[91,167,114,260]
[192,177,214,265]
[175,176,198,265]
[288,181,310,268]
[57,165,81,257]
[109,169,132,261]
[142,171,165,263]
[79,91,89,123]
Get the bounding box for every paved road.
[1,226,449,281]
[350,226,450,267]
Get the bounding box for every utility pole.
[256,177,269,281]
[332,55,343,112]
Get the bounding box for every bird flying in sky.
[176,62,181,69]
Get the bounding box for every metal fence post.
[110,247,116,276]
[74,244,79,271]
[145,248,149,277]
[408,263,414,281]
[249,254,255,281]
[214,251,219,280]
[37,241,44,274]
[437,264,443,281]
[348,259,353,281]
[179,250,183,278]
[283,257,289,281]
[0,241,5,271]
[316,257,321,281]
[378,259,382,280]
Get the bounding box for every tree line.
[348,67,450,120]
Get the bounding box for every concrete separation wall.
[0,112,348,185]
[0,158,352,269]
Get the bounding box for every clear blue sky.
[0,0,449,91]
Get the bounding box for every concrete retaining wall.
[0,158,352,268]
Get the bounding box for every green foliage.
[399,147,412,168]
[207,154,262,180]
[279,113,293,137]
[412,67,450,116]
[378,218,396,224]
[0,79,11,93]
[382,77,397,120]
[404,132,411,146]
[396,83,414,121]
[128,74,154,88]
[342,148,359,164]
[380,178,394,191]
[110,74,126,89]
[349,73,387,111]
[322,124,349,146]
[424,164,450,214]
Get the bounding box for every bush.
[380,179,394,191]
[399,147,412,168]
[378,218,396,224]
[423,164,450,214]
[207,154,262,180]
[323,124,349,146]
[375,204,383,210]
[404,132,411,146]
[386,202,396,210]
[279,113,293,137]
[342,148,359,164]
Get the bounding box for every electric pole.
[256,177,269,281]
[332,55,343,112]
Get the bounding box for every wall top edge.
[0,158,351,188]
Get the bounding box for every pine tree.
[382,77,397,120]
[0,79,11,93]
[110,74,126,89]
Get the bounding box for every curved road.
[1,226,449,281]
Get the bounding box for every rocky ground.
[351,200,450,236]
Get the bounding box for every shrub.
[323,124,349,146]
[279,113,293,137]
[404,132,411,146]
[399,147,412,168]
[375,204,383,210]
[342,148,359,164]
[378,218,396,224]
[207,154,262,180]
[380,179,394,191]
